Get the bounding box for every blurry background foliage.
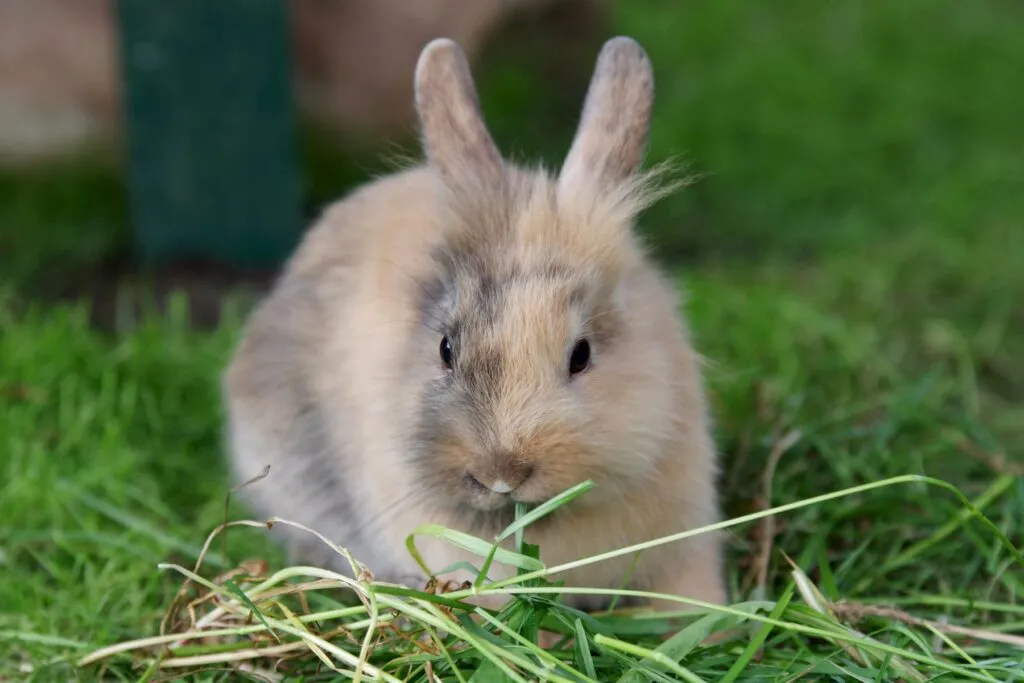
[3,1,1020,282]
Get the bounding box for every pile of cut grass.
[72,477,1023,681]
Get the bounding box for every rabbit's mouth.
[461,470,554,512]
[459,453,539,510]
[462,472,524,511]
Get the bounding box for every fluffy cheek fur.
[573,316,679,497]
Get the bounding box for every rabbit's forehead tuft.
[416,234,625,348]
[438,264,622,377]
[460,262,585,322]
[450,263,588,341]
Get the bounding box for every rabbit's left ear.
[558,36,654,199]
[415,38,506,196]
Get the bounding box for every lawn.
[2,0,1023,680]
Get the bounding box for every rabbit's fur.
[223,36,726,612]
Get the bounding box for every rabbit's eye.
[568,339,591,376]
[440,336,454,369]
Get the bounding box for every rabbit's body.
[224,37,726,612]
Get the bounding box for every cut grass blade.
[477,474,1024,595]
[405,524,545,580]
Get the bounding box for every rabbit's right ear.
[558,37,654,203]
[415,38,505,196]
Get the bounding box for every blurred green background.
[2,0,1023,676]
[6,1,1022,279]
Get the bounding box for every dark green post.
[116,0,301,268]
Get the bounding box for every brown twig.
[830,601,1024,648]
[160,466,273,638]
[222,465,273,572]
[752,429,803,597]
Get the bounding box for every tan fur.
[223,36,726,613]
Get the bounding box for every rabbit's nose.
[467,457,534,495]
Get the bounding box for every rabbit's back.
[222,165,449,574]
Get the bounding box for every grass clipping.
[77,475,1024,682]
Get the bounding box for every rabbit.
[222,35,727,616]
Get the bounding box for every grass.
[2,0,1024,680]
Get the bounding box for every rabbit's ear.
[558,37,654,199]
[415,38,505,195]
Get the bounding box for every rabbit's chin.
[463,489,517,512]
[443,473,558,513]
[459,481,547,512]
